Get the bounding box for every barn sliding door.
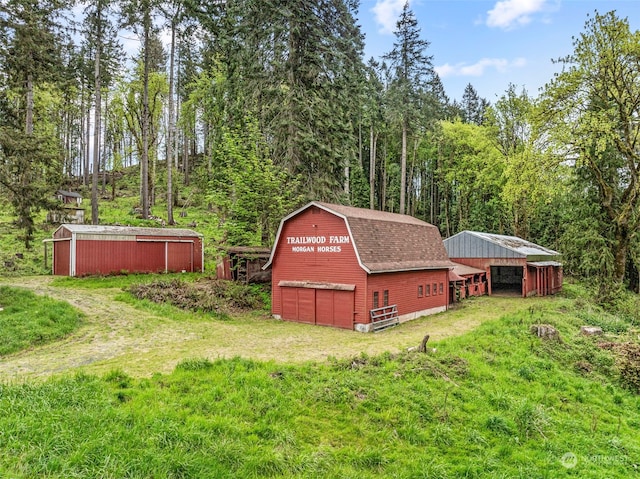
[280,287,354,329]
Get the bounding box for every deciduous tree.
[538,11,640,290]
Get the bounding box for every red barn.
[47,224,204,277]
[264,202,454,332]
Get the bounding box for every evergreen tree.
[460,83,489,125]
[0,0,68,246]
[120,0,163,218]
[383,1,433,214]
[205,0,365,201]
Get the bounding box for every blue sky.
[358,0,640,103]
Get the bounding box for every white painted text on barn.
[287,235,350,253]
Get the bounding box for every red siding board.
[297,288,316,324]
[315,289,334,326]
[333,290,355,329]
[281,288,299,320]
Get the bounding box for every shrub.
[617,343,640,393]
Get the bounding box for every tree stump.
[418,334,430,353]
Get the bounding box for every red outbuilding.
[444,230,562,297]
[46,224,204,277]
[264,202,454,332]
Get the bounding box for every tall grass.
[0,290,638,478]
[0,286,82,355]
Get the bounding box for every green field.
[0,181,639,477]
[0,280,638,478]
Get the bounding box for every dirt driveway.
[0,276,549,380]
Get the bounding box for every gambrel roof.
[266,201,454,273]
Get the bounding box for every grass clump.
[0,286,82,355]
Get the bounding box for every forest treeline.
[1,1,640,298]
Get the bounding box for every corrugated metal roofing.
[444,230,561,260]
[57,224,202,238]
[267,202,455,273]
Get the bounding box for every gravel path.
[0,276,545,380]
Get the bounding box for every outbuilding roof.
[444,230,561,261]
[56,224,202,238]
[450,262,486,277]
[56,190,83,198]
[266,201,454,273]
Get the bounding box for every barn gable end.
[267,202,454,331]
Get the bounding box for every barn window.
[425,284,430,296]
[418,285,423,297]
[439,282,444,294]
[433,283,437,296]
[373,291,379,308]
[383,290,389,306]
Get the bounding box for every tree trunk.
[381,142,387,211]
[614,226,629,284]
[92,25,101,225]
[141,2,150,219]
[182,130,189,186]
[101,96,107,195]
[400,119,407,215]
[166,20,176,225]
[84,98,91,186]
[369,126,377,209]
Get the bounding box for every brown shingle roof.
[313,202,454,273]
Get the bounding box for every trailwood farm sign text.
[286,235,350,253]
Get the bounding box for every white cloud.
[372,0,408,35]
[486,0,548,30]
[435,57,527,78]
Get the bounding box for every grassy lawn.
[0,275,558,380]
[0,282,638,477]
[0,286,83,356]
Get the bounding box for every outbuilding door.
[53,239,71,276]
[490,265,523,296]
[280,287,354,329]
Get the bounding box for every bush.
[617,342,640,393]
